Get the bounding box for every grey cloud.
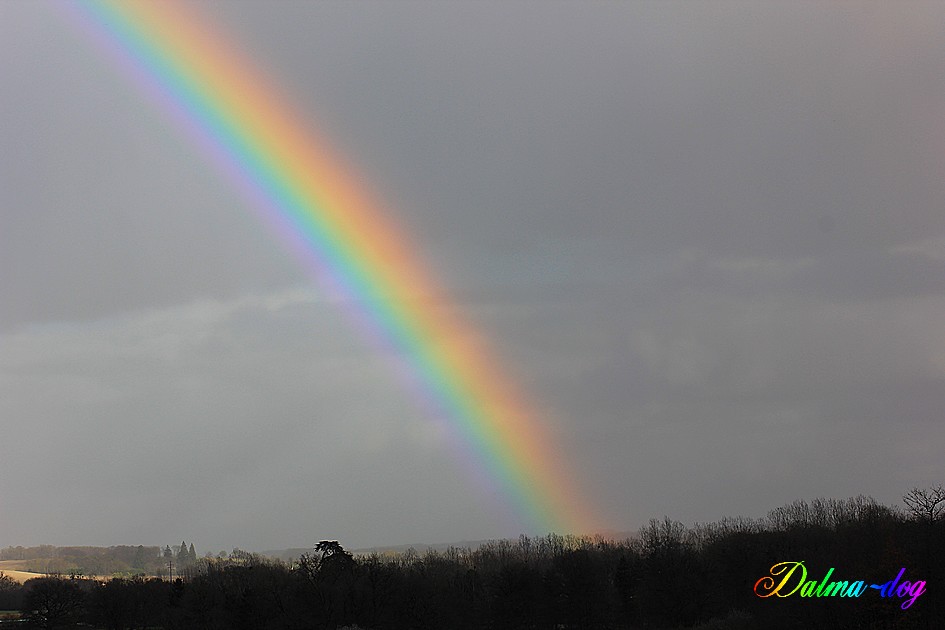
[3,1,945,549]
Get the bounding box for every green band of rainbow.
[66,0,600,535]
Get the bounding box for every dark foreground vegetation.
[1,489,942,629]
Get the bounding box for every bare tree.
[23,577,85,629]
[902,485,945,525]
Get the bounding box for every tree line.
[0,488,942,629]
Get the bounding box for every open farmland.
[0,561,48,584]
[0,570,44,584]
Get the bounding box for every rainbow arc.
[67,0,600,535]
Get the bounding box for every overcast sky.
[2,1,944,553]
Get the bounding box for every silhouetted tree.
[0,572,23,611]
[297,541,358,628]
[22,576,86,629]
[903,485,945,525]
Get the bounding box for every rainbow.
[63,0,600,535]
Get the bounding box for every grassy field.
[0,570,45,584]
[0,560,45,584]
[1,560,117,584]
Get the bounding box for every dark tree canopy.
[1,491,941,629]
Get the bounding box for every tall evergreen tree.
[177,541,189,568]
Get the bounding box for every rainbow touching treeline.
[63,0,602,535]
